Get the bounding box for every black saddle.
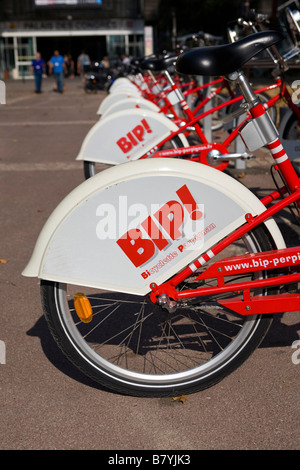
[176,31,283,76]
[141,54,178,72]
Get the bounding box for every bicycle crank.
[206,149,254,165]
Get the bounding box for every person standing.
[64,54,75,78]
[77,50,90,79]
[48,50,66,93]
[31,52,45,93]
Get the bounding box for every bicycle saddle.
[176,30,283,76]
[141,54,177,72]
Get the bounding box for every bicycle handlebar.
[230,8,300,74]
[243,9,270,24]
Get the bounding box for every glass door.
[15,37,36,79]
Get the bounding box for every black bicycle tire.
[281,111,300,140]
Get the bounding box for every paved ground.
[0,75,299,451]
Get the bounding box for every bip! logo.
[116,184,203,268]
[116,118,153,154]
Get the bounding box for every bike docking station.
[21,27,300,397]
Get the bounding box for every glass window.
[0,38,15,79]
[107,35,126,61]
[128,34,144,57]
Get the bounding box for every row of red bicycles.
[23,8,300,397]
[77,8,300,180]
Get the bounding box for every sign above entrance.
[2,18,144,35]
[35,1,102,5]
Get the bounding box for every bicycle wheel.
[83,135,187,179]
[193,92,228,131]
[40,225,277,397]
[282,111,300,141]
[279,110,300,162]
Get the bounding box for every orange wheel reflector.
[74,293,93,323]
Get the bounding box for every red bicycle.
[82,23,300,178]
[23,30,300,397]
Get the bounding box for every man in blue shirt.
[49,50,66,93]
[31,52,45,93]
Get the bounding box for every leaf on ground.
[172,395,188,403]
[0,259,7,264]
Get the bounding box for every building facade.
[0,0,159,79]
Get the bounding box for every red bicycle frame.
[137,74,300,173]
[149,94,300,315]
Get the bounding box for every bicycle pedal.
[226,153,255,161]
[207,150,254,164]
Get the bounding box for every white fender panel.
[23,159,285,295]
[97,89,141,115]
[101,97,160,119]
[108,86,140,96]
[109,78,136,93]
[76,108,189,164]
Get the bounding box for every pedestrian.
[122,54,130,66]
[101,55,110,70]
[48,50,66,93]
[64,54,75,78]
[77,50,91,79]
[31,52,45,93]
[121,54,131,73]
